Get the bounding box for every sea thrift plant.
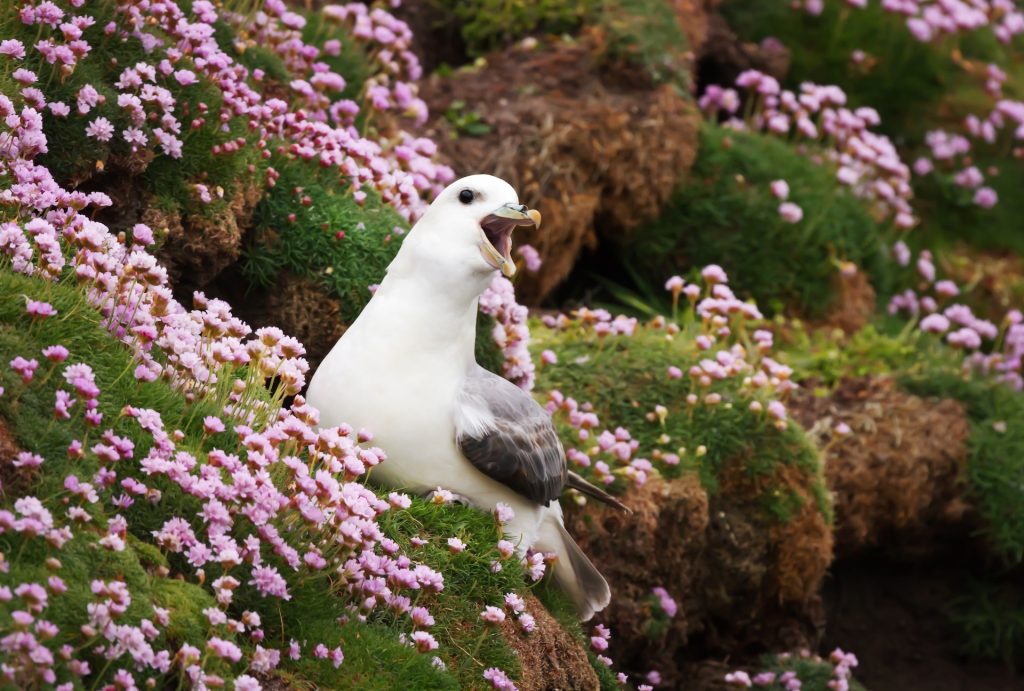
[0,1,550,687]
[541,266,798,496]
[700,72,916,227]
[796,0,1024,45]
[888,242,1023,391]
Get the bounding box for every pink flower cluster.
[915,91,1024,211]
[590,623,614,667]
[0,0,454,220]
[889,241,1022,390]
[479,276,536,390]
[701,71,916,227]
[725,647,859,690]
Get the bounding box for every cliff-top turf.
[3,0,1024,689]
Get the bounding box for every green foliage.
[439,0,590,55]
[444,100,493,137]
[591,0,691,88]
[532,321,830,521]
[950,578,1024,671]
[777,320,954,388]
[626,124,891,319]
[914,150,1024,257]
[900,369,1024,565]
[242,159,407,323]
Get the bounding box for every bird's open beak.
[480,203,542,278]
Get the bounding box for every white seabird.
[307,174,627,619]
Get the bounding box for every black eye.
[458,189,475,205]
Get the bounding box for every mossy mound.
[792,376,972,557]
[532,319,833,682]
[625,124,891,319]
[422,35,700,304]
[779,320,1024,566]
[0,268,591,688]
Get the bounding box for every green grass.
[242,159,407,324]
[950,577,1024,671]
[625,124,891,319]
[591,0,692,88]
[751,651,868,691]
[532,320,830,522]
[0,267,596,688]
[437,0,590,56]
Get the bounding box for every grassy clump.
[900,368,1024,566]
[913,150,1024,257]
[776,319,955,388]
[718,0,1000,141]
[591,0,692,88]
[532,321,830,522]
[0,268,592,688]
[748,651,868,691]
[950,577,1024,671]
[438,0,589,56]
[625,124,891,319]
[242,159,407,323]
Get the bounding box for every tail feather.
[566,470,632,514]
[539,512,611,621]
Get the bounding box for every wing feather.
[455,367,567,505]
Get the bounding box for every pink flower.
[767,400,787,421]
[12,68,36,85]
[483,667,518,690]
[725,671,753,687]
[480,606,506,625]
[203,416,225,434]
[701,264,728,284]
[935,280,959,298]
[540,349,557,365]
[0,40,26,59]
[974,186,998,208]
[26,300,56,319]
[85,117,114,142]
[516,244,541,272]
[10,356,39,383]
[778,202,803,223]
[770,179,789,200]
[948,327,982,349]
[652,586,678,617]
[504,592,525,613]
[411,631,438,653]
[411,606,434,627]
[207,637,242,662]
[446,537,466,553]
[665,275,685,292]
[494,502,515,523]
[250,565,291,600]
[42,345,68,362]
[173,69,198,86]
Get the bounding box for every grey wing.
[455,367,567,505]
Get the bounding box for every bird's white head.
[398,174,541,293]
